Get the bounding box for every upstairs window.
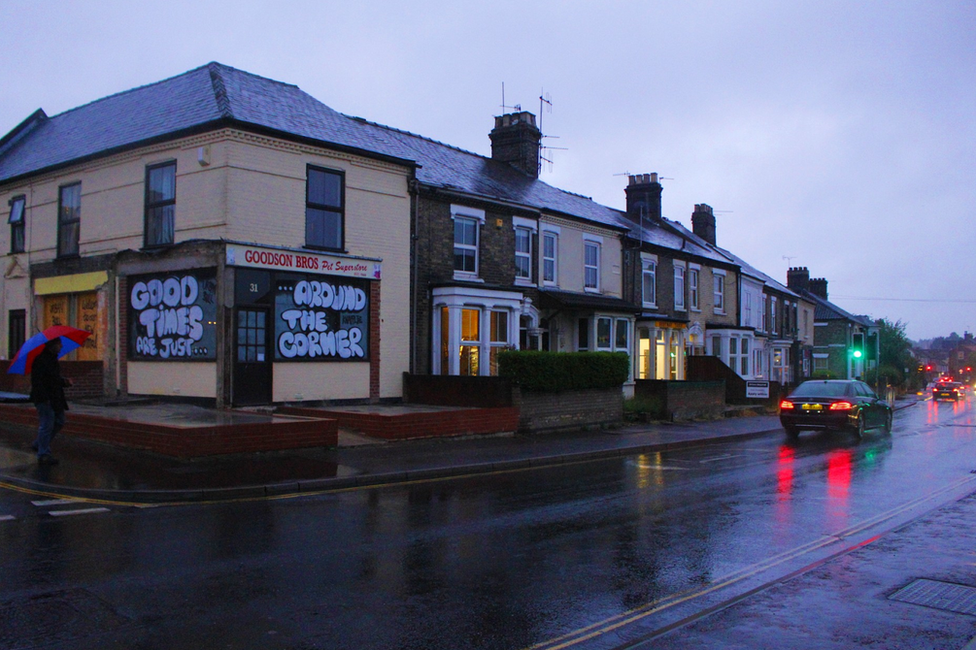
[771,297,778,335]
[145,162,176,247]
[713,272,726,313]
[57,182,80,257]
[689,267,699,310]
[642,258,657,307]
[514,224,534,282]
[584,241,600,290]
[542,231,558,284]
[306,166,344,251]
[454,217,479,275]
[674,265,686,310]
[8,195,25,253]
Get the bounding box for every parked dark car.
[932,382,962,401]
[779,379,892,439]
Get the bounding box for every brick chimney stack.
[625,173,663,223]
[691,204,716,246]
[787,267,810,292]
[809,277,828,299]
[489,111,541,178]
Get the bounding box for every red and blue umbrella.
[6,325,92,375]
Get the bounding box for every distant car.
[933,382,962,401]
[779,379,892,439]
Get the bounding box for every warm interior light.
[829,401,854,411]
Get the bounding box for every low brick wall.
[403,373,514,407]
[0,403,337,458]
[0,360,104,400]
[281,405,520,440]
[635,380,726,421]
[517,387,623,433]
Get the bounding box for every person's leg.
[51,408,66,442]
[35,402,55,458]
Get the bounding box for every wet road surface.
[2,397,976,649]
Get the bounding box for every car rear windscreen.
[790,382,852,398]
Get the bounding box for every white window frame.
[713,270,726,314]
[689,265,700,311]
[542,227,559,286]
[674,263,686,311]
[451,205,485,281]
[583,235,602,292]
[641,253,657,309]
[771,296,778,335]
[512,217,537,286]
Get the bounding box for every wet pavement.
[0,397,786,502]
[6,394,976,648]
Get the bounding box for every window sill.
[514,279,537,288]
[584,287,601,294]
[453,272,484,283]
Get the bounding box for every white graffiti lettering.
[292,280,366,311]
[277,327,364,359]
[131,276,199,310]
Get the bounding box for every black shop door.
[233,307,272,405]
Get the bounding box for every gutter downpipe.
[409,173,420,375]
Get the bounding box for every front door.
[233,307,272,405]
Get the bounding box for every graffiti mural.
[274,275,370,361]
[129,270,217,360]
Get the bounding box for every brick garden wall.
[635,379,725,420]
[516,387,623,433]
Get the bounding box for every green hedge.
[497,351,630,392]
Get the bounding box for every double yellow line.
[525,474,976,650]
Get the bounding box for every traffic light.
[852,349,862,359]
[926,365,933,371]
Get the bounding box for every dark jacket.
[29,347,69,411]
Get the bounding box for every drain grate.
[889,579,976,616]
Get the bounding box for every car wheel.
[855,415,866,439]
[784,425,799,439]
[884,411,893,434]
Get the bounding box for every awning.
[539,289,639,314]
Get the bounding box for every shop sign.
[129,270,217,360]
[274,274,370,361]
[226,243,381,280]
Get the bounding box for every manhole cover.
[0,588,129,648]
[889,579,976,616]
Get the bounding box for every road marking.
[524,473,976,650]
[0,515,15,522]
[32,499,78,507]
[699,453,743,463]
[48,508,110,517]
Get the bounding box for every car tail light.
[779,400,795,410]
[829,401,854,411]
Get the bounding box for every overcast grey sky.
[1,0,973,341]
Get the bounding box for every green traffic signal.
[852,349,862,359]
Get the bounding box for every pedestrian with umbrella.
[8,325,90,464]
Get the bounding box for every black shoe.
[37,454,59,465]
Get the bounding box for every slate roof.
[795,289,875,327]
[0,62,626,233]
[612,211,735,267]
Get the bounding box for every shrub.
[497,351,629,392]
